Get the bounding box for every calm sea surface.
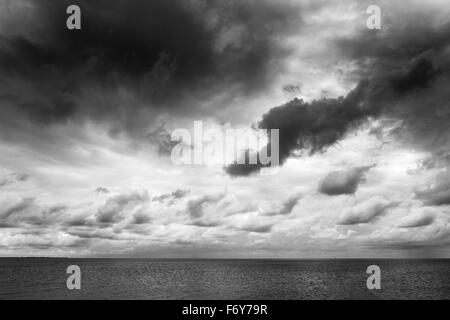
[0,258,449,299]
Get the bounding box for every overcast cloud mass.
[0,0,450,258]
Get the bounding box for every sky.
[0,0,449,258]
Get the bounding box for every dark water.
[0,258,449,300]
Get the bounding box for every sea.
[0,258,449,300]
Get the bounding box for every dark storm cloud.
[389,58,441,94]
[224,150,268,177]
[226,21,450,176]
[335,22,450,73]
[319,166,373,196]
[0,0,302,134]
[332,23,450,154]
